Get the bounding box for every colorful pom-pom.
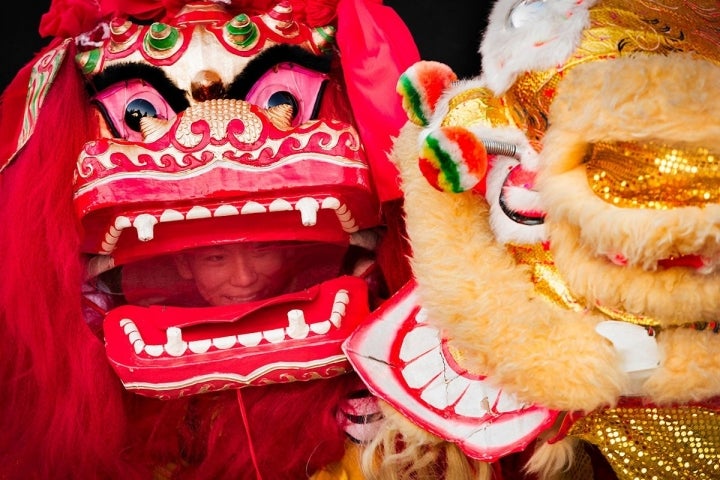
[418,126,488,194]
[396,61,458,126]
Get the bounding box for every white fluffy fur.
[480,0,596,94]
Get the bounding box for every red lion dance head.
[0,0,417,478]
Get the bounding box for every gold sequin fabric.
[568,400,720,480]
[585,141,720,209]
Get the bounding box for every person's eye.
[201,254,226,263]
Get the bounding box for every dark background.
[1,1,492,92]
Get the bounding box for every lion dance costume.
[0,0,418,478]
[346,1,720,479]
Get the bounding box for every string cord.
[236,388,264,480]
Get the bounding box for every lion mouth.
[607,252,719,274]
[104,275,370,398]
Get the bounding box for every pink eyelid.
[245,63,328,125]
[93,79,176,141]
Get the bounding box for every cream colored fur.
[542,54,720,403]
[377,40,720,480]
[360,401,491,480]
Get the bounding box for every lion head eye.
[507,0,548,29]
[94,79,177,141]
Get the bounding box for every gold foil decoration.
[568,404,720,480]
[441,86,515,129]
[507,243,587,313]
[506,243,669,329]
[585,141,720,209]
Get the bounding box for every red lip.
[657,254,705,270]
[103,275,369,398]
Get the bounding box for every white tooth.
[121,319,137,333]
[241,201,266,214]
[321,197,340,209]
[399,325,442,362]
[329,312,342,328]
[144,345,164,357]
[132,339,145,355]
[186,206,212,219]
[454,380,500,418]
[332,302,347,316]
[128,331,142,345]
[420,368,463,409]
[212,335,236,350]
[164,327,188,357]
[445,375,472,406]
[160,209,184,222]
[335,290,350,305]
[263,328,286,343]
[214,204,239,217]
[115,216,132,230]
[269,199,293,212]
[416,308,429,324]
[310,320,331,334]
[465,409,549,446]
[188,339,212,354]
[295,197,319,226]
[401,345,444,389]
[287,309,310,339]
[133,214,158,242]
[237,332,263,346]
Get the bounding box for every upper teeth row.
[101,196,357,254]
[120,290,350,358]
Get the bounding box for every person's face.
[174,242,288,306]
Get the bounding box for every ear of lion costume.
[0,1,418,478]
[345,1,720,479]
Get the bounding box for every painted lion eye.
[245,62,328,126]
[93,79,176,141]
[507,0,548,29]
[124,98,158,132]
[266,91,299,119]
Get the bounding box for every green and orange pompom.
[418,126,488,194]
[397,61,458,126]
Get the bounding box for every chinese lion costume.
[0,0,418,478]
[345,0,720,479]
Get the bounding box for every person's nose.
[228,254,259,287]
